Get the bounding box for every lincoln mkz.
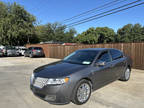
[30,48,132,105]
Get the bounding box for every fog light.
[44,95,56,101]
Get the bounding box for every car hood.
[34,61,88,78]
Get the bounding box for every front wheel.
[72,79,92,105]
[119,67,131,81]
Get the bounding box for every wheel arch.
[81,77,93,89]
[127,64,131,71]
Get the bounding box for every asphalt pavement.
[0,57,144,108]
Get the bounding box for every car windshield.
[63,50,98,65]
[6,46,15,50]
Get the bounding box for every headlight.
[30,73,34,84]
[47,77,69,85]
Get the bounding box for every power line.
[63,0,130,23]
[67,0,141,26]
[67,2,144,27]
[62,0,128,23]
[67,0,143,27]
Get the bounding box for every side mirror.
[95,61,106,66]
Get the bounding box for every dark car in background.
[30,48,132,105]
[24,47,44,58]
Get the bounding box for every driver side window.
[97,51,111,63]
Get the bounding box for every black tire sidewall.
[72,79,92,105]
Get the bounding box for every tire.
[71,79,92,105]
[119,67,131,81]
[24,54,27,57]
[29,54,33,58]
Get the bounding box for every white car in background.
[15,46,27,56]
[0,45,7,56]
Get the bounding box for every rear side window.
[97,51,111,63]
[110,49,123,60]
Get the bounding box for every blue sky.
[1,0,144,33]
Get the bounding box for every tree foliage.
[75,24,144,44]
[74,27,115,44]
[35,22,76,43]
[116,24,144,42]
[0,2,38,46]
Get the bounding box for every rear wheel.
[119,67,131,81]
[29,54,33,58]
[72,79,91,105]
[24,54,27,57]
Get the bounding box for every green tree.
[64,28,76,42]
[36,22,76,43]
[0,2,8,45]
[0,2,37,46]
[142,27,144,41]
[117,24,144,42]
[96,27,115,43]
[74,27,115,44]
[131,24,144,42]
[117,24,133,42]
[74,27,98,44]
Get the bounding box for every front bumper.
[0,53,3,56]
[30,84,71,104]
[7,53,16,56]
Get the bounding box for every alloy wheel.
[77,83,90,103]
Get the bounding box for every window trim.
[109,49,123,61]
[95,50,112,63]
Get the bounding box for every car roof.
[77,48,117,52]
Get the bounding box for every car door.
[109,49,126,78]
[91,51,115,89]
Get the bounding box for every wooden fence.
[26,43,144,70]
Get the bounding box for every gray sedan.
[30,48,132,105]
[24,47,44,58]
[6,47,18,56]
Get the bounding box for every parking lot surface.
[0,57,144,108]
